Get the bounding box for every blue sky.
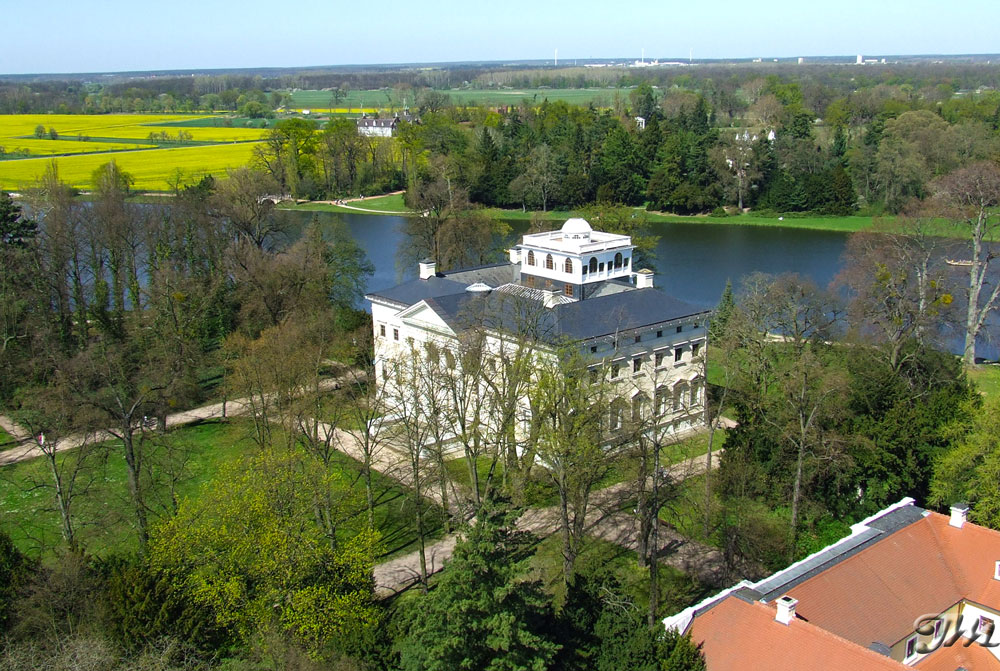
[3,0,998,75]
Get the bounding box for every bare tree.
[533,348,622,588]
[388,343,437,590]
[836,204,951,370]
[932,161,1000,364]
[9,394,104,554]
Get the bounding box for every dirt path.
[2,383,730,595]
[0,415,30,443]
[0,375,359,468]
[374,447,727,595]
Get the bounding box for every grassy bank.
[969,364,1000,399]
[0,426,16,451]
[286,192,413,214]
[0,419,444,559]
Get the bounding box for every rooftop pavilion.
[510,218,638,295]
[518,218,633,255]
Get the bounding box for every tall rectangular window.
[564,283,573,297]
[611,363,621,379]
[393,328,399,341]
[692,343,701,357]
[379,324,386,337]
[633,358,642,373]
[674,348,683,363]
[655,352,664,367]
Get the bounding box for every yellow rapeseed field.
[0,114,271,190]
[100,125,268,142]
[0,114,208,139]
[0,142,262,191]
[0,138,150,155]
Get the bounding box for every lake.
[291,211,998,361]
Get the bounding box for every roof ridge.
[920,512,970,597]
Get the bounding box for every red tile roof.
[682,504,1000,670]
[916,641,1000,671]
[688,596,907,670]
[787,512,1000,648]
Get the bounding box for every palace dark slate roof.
[366,262,709,343]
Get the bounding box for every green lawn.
[286,192,414,214]
[0,426,16,450]
[0,419,444,560]
[969,365,1000,399]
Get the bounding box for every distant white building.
[356,113,418,138]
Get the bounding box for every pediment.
[397,301,455,335]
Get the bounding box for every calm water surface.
[288,211,997,361]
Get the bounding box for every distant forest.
[4,61,1000,218]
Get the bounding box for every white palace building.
[365,218,711,439]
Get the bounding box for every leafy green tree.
[0,530,31,632]
[592,590,704,671]
[0,192,37,246]
[509,144,562,212]
[595,125,644,205]
[0,192,42,399]
[149,448,380,653]
[630,82,657,120]
[930,398,1000,527]
[101,556,229,655]
[394,501,560,671]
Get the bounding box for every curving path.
[2,385,731,596]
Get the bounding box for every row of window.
[607,344,702,378]
[378,324,400,341]
[523,251,632,275]
[523,276,575,296]
[590,323,703,354]
[607,382,703,430]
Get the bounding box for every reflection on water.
[281,210,997,361]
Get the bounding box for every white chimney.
[951,503,970,529]
[418,259,437,280]
[508,248,520,264]
[775,595,798,625]
[635,268,654,289]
